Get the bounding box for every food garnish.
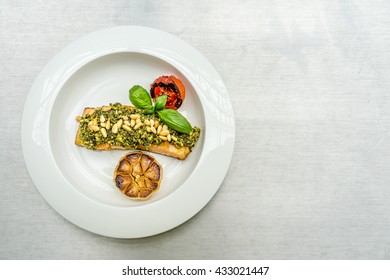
[114,152,162,200]
[129,84,192,133]
[129,85,153,110]
[150,75,186,110]
[157,109,192,134]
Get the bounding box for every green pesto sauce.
[79,103,201,150]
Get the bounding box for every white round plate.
[21,26,235,238]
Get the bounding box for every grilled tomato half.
[114,152,162,200]
[150,75,186,110]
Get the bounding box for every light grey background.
[1,0,390,259]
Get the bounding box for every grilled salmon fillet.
[75,104,200,160]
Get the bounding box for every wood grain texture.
[2,0,390,259]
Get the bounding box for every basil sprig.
[154,95,167,111]
[129,85,192,134]
[157,109,192,133]
[129,85,153,109]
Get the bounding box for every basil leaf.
[129,85,153,109]
[143,107,155,115]
[157,109,192,134]
[154,95,167,111]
